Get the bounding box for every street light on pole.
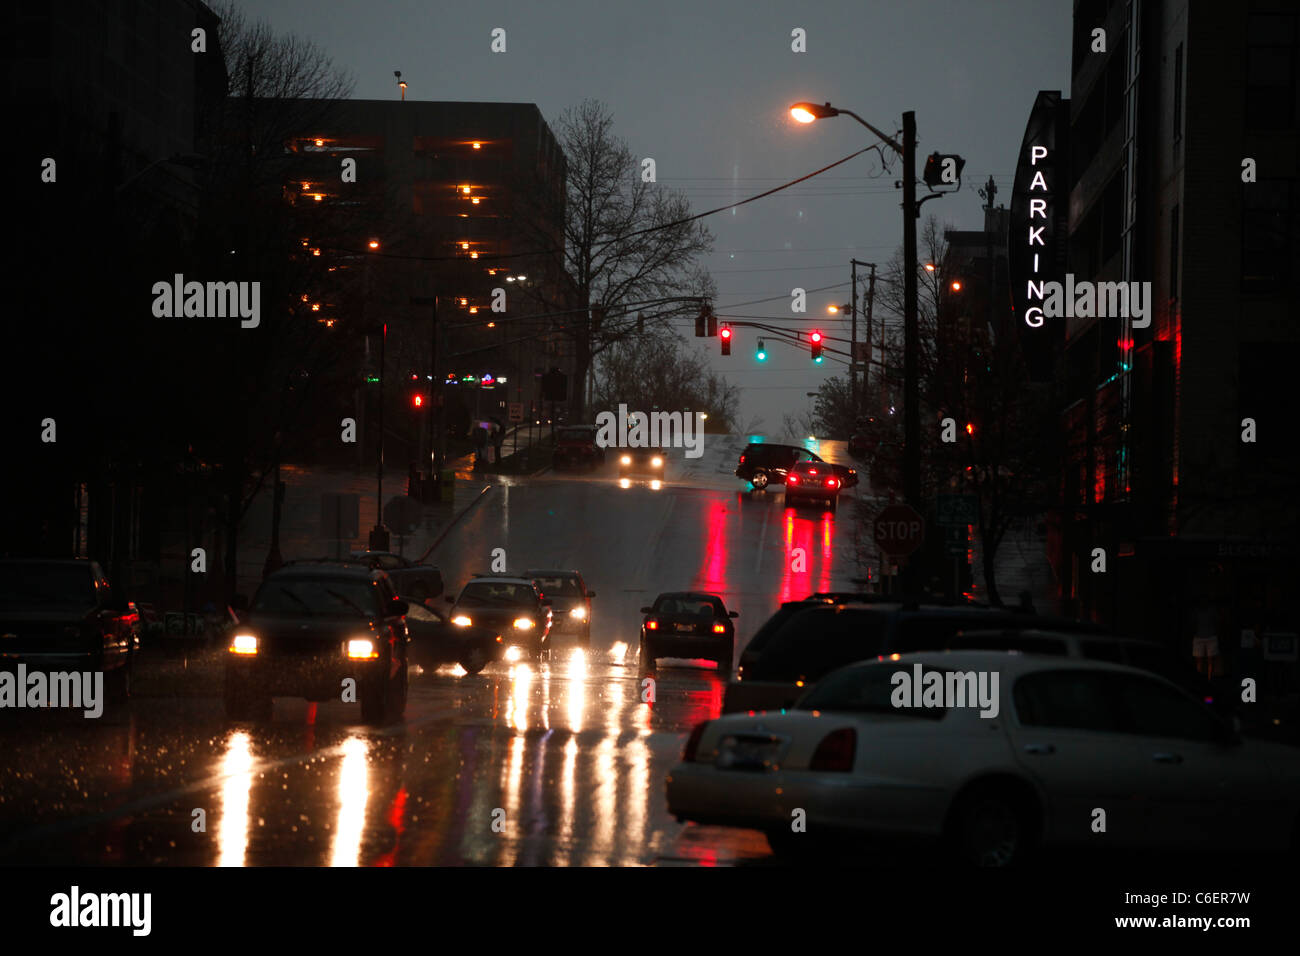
[791,100,928,589]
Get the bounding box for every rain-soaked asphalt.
[0,437,866,866]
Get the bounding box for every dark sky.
[240,0,1071,432]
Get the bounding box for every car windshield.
[0,564,96,608]
[532,576,583,596]
[253,577,378,616]
[797,663,949,719]
[458,582,536,606]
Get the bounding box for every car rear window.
[655,596,721,617]
[749,607,888,681]
[797,662,949,719]
[533,575,583,596]
[0,564,96,609]
[742,602,808,655]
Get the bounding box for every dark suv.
[734,442,858,491]
[725,600,1106,713]
[225,562,410,723]
[0,558,139,701]
[446,576,552,660]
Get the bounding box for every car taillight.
[825,478,838,488]
[646,620,658,630]
[739,454,746,463]
[809,727,856,772]
[787,474,799,484]
[712,623,726,633]
[683,721,710,762]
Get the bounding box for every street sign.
[945,525,968,555]
[937,493,978,526]
[508,402,524,423]
[873,504,925,557]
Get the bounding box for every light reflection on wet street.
[0,441,861,866]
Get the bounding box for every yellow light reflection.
[618,478,631,489]
[610,641,628,665]
[217,731,252,867]
[506,662,533,732]
[329,736,371,867]
[567,648,587,733]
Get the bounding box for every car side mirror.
[729,611,739,618]
[640,606,652,614]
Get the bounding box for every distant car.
[347,551,443,601]
[0,558,139,701]
[639,592,737,672]
[225,561,410,723]
[725,600,1107,714]
[445,576,552,660]
[405,600,504,674]
[618,447,666,479]
[525,569,595,646]
[734,442,857,491]
[667,652,1300,865]
[783,459,844,510]
[553,426,605,470]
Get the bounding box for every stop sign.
[873,504,926,557]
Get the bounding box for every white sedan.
[665,651,1300,865]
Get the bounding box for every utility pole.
[902,112,920,511]
[850,259,858,413]
[864,262,877,409]
[411,294,443,497]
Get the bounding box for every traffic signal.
[809,330,823,362]
[706,307,717,338]
[923,152,967,188]
[756,338,767,362]
[720,325,732,355]
[695,304,707,337]
[411,391,425,409]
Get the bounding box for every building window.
[1172,43,1183,143]
[1246,13,1299,130]
[1242,179,1296,291]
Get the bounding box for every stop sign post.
[874,504,926,558]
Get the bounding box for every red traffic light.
[810,330,823,343]
[412,393,425,408]
[720,327,732,340]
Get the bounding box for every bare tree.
[514,99,715,420]
[592,331,739,430]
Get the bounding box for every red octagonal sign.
[873,503,926,557]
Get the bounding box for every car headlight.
[229,633,258,655]
[513,617,535,630]
[651,456,663,467]
[452,615,473,627]
[569,606,587,620]
[620,455,631,465]
[347,637,379,660]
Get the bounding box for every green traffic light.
[756,337,767,362]
[813,355,824,364]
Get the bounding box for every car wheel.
[638,641,655,673]
[461,645,488,674]
[750,469,769,490]
[947,787,1032,867]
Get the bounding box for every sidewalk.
[235,463,491,599]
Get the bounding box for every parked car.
[348,551,443,601]
[0,558,139,701]
[405,599,504,674]
[445,576,552,660]
[225,561,409,723]
[553,425,605,470]
[639,592,737,672]
[734,442,858,491]
[525,569,594,646]
[725,600,1107,713]
[667,651,1300,865]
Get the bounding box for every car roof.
[464,576,537,586]
[524,569,582,577]
[954,628,1159,647]
[269,563,380,579]
[655,591,723,601]
[852,649,1173,679]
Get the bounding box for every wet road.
[0,436,866,865]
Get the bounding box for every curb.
[418,484,492,561]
